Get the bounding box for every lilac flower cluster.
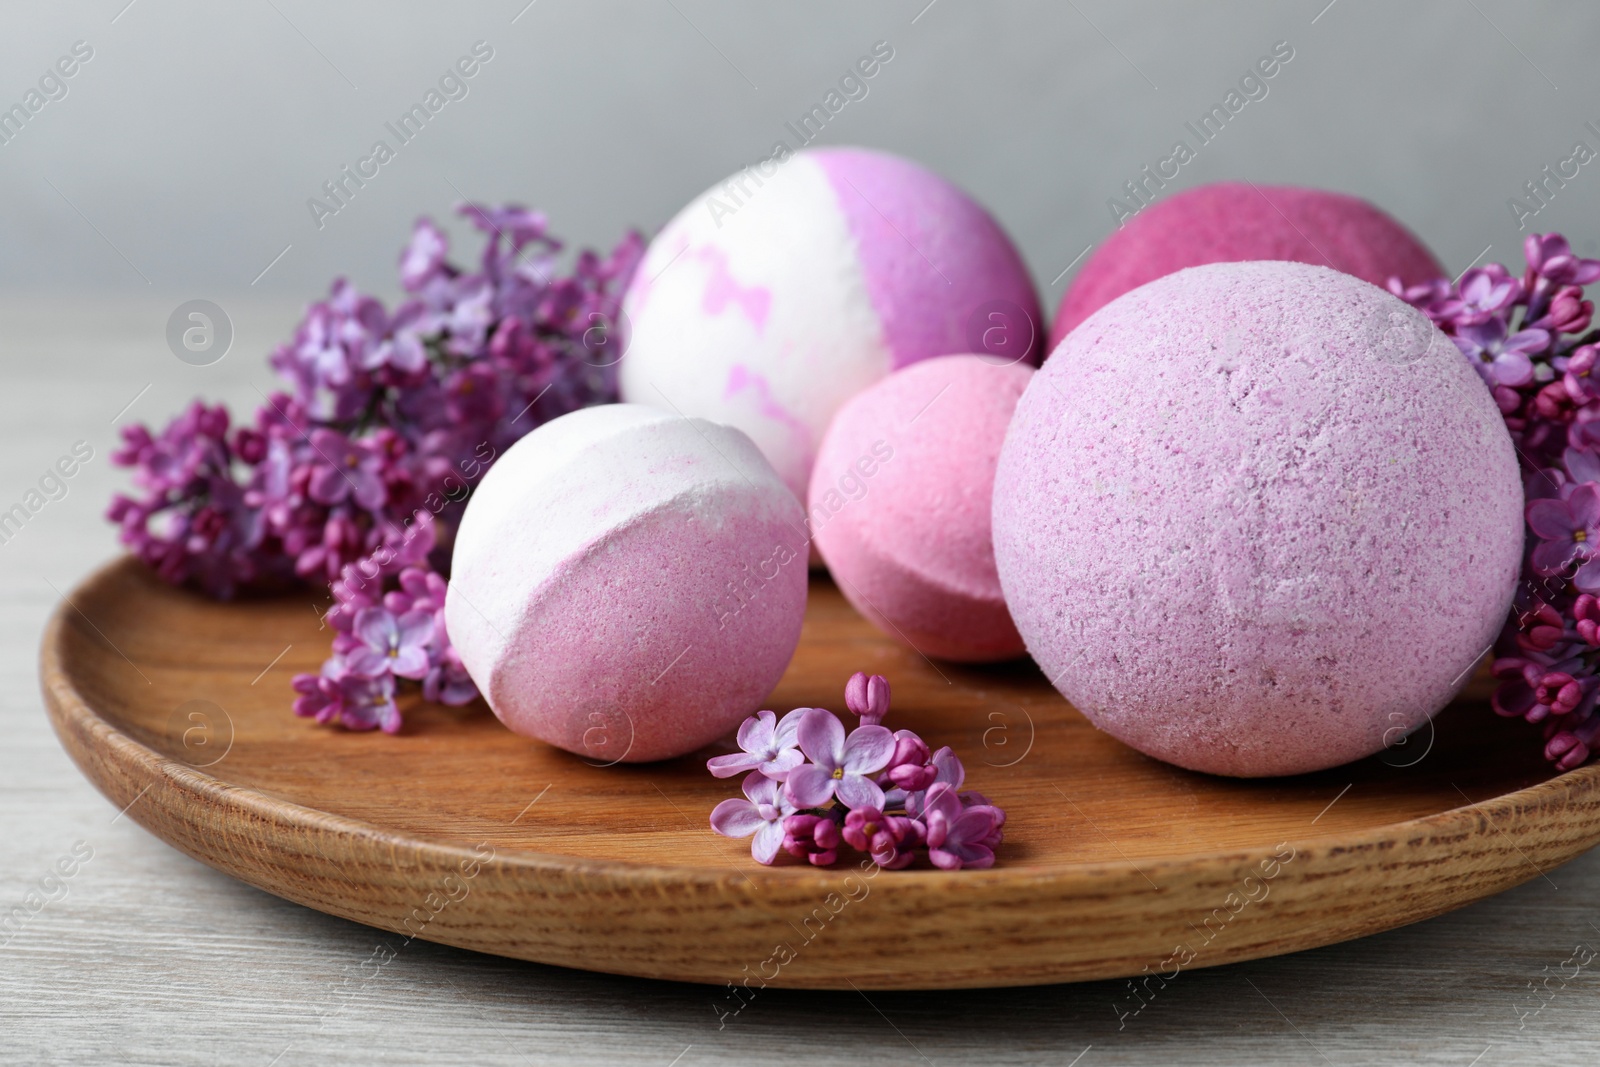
[109,206,644,732]
[1390,234,1600,771]
[708,672,1006,869]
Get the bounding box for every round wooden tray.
[40,557,1600,990]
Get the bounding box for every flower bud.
[844,671,891,725]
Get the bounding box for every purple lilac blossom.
[109,205,644,733]
[706,708,807,780]
[706,672,1007,868]
[784,709,895,810]
[710,771,795,865]
[1391,233,1600,771]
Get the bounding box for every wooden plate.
[40,557,1600,990]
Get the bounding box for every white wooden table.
[3,296,1596,1066]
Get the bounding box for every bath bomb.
[620,146,1042,504]
[445,404,808,764]
[994,261,1523,777]
[1051,182,1442,348]
[811,354,1030,662]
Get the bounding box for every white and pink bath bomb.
[811,355,1031,662]
[993,261,1523,777]
[619,146,1041,503]
[445,404,808,764]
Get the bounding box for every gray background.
[5,0,1600,305]
[6,1,1600,1065]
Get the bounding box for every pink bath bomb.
[1051,182,1442,348]
[811,354,1031,662]
[620,146,1041,503]
[994,261,1522,777]
[445,404,808,763]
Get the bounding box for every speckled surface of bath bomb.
[1051,182,1442,348]
[620,146,1041,504]
[994,261,1523,777]
[811,354,1030,662]
[445,404,808,764]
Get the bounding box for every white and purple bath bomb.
[811,354,1031,662]
[619,146,1042,504]
[444,404,808,764]
[994,261,1523,777]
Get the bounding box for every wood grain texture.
[39,555,1600,990]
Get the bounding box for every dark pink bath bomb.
[1050,182,1443,349]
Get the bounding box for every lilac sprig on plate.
[108,205,645,732]
[1390,234,1600,770]
[708,672,1006,869]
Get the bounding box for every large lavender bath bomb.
[1051,182,1442,348]
[445,404,808,764]
[811,354,1030,662]
[994,261,1522,777]
[620,146,1041,503]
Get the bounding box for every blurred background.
[7,2,1600,1064]
[5,0,1600,303]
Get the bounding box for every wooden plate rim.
[38,557,1600,989]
